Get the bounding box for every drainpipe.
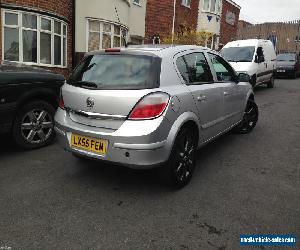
[72,0,76,69]
[171,0,176,44]
[297,20,300,53]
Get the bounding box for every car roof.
[0,61,50,73]
[88,44,213,58]
[224,39,271,47]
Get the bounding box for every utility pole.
[172,0,176,44]
[297,20,300,53]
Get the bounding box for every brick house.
[0,0,73,77]
[145,0,199,44]
[74,0,147,65]
[219,0,240,48]
[197,0,222,50]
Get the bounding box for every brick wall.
[219,0,240,47]
[145,0,199,44]
[174,0,199,33]
[145,0,174,43]
[237,21,300,53]
[0,0,73,78]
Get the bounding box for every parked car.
[276,53,300,78]
[54,45,258,188]
[0,62,65,149]
[221,39,277,88]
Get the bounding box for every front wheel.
[12,101,56,149]
[267,75,275,88]
[234,99,259,134]
[159,127,197,189]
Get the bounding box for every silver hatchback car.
[55,45,258,188]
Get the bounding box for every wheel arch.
[16,88,58,112]
[245,90,255,109]
[166,111,201,158]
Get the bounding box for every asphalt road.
[0,79,299,250]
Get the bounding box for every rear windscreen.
[68,54,160,90]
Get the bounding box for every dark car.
[276,53,300,78]
[0,62,65,149]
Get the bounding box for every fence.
[237,20,300,54]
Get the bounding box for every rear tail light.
[128,92,170,120]
[59,91,65,110]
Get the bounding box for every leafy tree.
[162,26,214,47]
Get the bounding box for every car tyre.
[234,99,259,134]
[267,75,275,88]
[12,101,56,149]
[159,126,197,189]
[250,75,256,88]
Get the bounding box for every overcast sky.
[233,0,300,24]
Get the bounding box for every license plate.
[71,134,108,155]
[277,69,285,73]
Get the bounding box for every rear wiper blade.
[68,81,98,88]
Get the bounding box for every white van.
[221,39,277,88]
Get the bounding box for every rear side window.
[208,53,237,82]
[68,54,160,90]
[176,52,213,84]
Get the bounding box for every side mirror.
[237,73,250,83]
[254,55,258,63]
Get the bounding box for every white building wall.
[75,0,146,52]
[197,0,223,49]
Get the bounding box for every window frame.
[202,0,211,12]
[207,52,238,83]
[181,0,191,8]
[175,52,214,85]
[1,9,67,68]
[202,0,222,15]
[86,18,128,52]
[132,0,142,6]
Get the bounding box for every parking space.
[0,79,299,249]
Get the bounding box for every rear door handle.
[223,91,229,96]
[197,95,207,102]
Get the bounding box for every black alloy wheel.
[159,126,197,189]
[267,75,275,88]
[235,99,259,134]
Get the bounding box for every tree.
[162,26,214,47]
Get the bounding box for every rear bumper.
[54,108,172,169]
[276,68,295,76]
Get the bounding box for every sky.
[233,0,300,24]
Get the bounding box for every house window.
[87,19,128,51]
[216,0,222,15]
[2,10,67,67]
[203,0,210,12]
[132,0,141,6]
[202,0,222,15]
[182,0,191,7]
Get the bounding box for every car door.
[207,53,245,129]
[175,52,224,142]
[256,46,268,83]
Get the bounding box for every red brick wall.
[175,0,199,33]
[145,0,174,43]
[0,0,73,78]
[145,0,199,44]
[219,0,240,47]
